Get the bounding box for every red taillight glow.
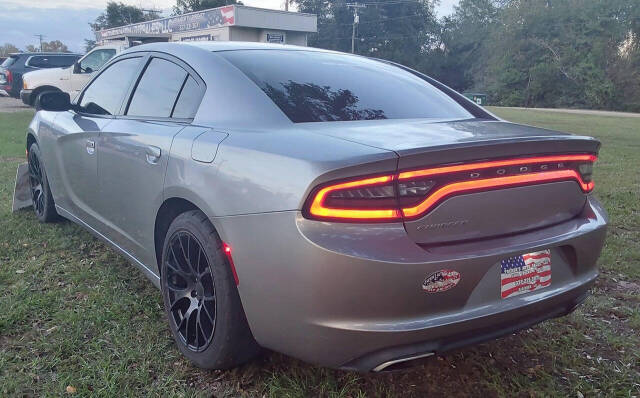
[307,175,402,221]
[304,154,597,222]
[401,169,592,219]
[397,154,597,180]
[222,242,239,285]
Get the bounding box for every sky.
[0,0,460,53]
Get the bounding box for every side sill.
[55,205,161,289]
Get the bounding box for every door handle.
[145,146,161,164]
[86,139,95,155]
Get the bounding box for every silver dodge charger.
[25,42,607,372]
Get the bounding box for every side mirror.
[36,91,72,112]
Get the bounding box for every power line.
[346,3,367,53]
[359,0,426,5]
[314,30,431,42]
[335,13,427,26]
[34,34,45,52]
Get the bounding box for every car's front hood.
[298,118,593,154]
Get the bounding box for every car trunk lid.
[303,118,600,244]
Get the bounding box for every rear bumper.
[212,195,607,370]
[341,277,593,371]
[20,89,32,106]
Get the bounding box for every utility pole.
[284,0,289,11]
[35,34,45,52]
[346,3,366,54]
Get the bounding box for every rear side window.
[220,50,473,123]
[79,57,141,115]
[127,58,187,118]
[172,77,201,119]
[27,55,78,68]
[1,56,17,67]
[49,56,80,67]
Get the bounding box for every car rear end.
[0,55,18,95]
[211,47,608,371]
[300,128,605,369]
[219,131,606,372]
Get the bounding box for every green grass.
[1,109,639,397]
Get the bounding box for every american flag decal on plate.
[500,250,551,299]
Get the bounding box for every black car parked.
[0,53,80,97]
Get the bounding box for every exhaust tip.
[372,351,435,372]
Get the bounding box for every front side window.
[220,50,473,123]
[127,58,188,118]
[79,57,141,116]
[78,49,117,73]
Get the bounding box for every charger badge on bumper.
[422,269,461,293]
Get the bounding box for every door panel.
[46,111,112,227]
[96,119,184,270]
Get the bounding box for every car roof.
[9,52,81,57]
[122,41,334,55]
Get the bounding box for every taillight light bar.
[303,154,597,222]
[307,175,401,221]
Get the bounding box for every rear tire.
[28,143,59,223]
[160,210,260,369]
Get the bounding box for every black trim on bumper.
[340,279,594,372]
[20,89,32,106]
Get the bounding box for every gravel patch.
[0,94,32,113]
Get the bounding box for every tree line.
[295,0,640,112]
[4,0,638,112]
[0,40,69,56]
[87,0,640,111]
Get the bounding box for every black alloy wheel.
[28,148,45,218]
[160,210,260,369]
[27,143,58,223]
[165,230,216,352]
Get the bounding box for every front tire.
[28,143,59,223]
[160,210,260,369]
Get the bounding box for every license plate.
[500,249,551,299]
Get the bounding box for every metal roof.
[121,41,333,55]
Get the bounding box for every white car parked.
[21,44,126,106]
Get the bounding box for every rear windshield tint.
[219,50,472,123]
[1,56,17,68]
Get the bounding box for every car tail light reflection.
[303,154,597,222]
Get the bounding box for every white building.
[96,5,318,47]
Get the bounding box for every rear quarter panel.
[163,127,397,231]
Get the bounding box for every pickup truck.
[1,52,80,98]
[21,44,126,106]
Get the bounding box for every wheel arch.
[26,132,37,152]
[154,197,199,274]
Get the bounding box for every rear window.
[219,50,472,123]
[1,56,17,68]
